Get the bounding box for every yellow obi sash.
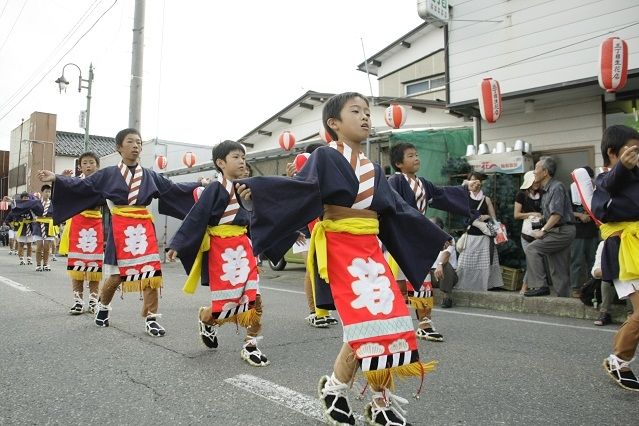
[307,205,379,288]
[183,224,248,294]
[35,217,59,237]
[111,205,153,220]
[59,210,102,255]
[600,221,639,281]
[16,219,34,236]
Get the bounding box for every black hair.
[40,184,52,192]
[322,92,369,142]
[390,142,416,172]
[79,151,100,166]
[245,162,253,177]
[305,143,324,154]
[601,125,639,166]
[212,140,245,172]
[115,128,141,147]
[539,156,557,177]
[581,165,594,178]
[430,216,445,229]
[20,191,29,199]
[467,171,486,181]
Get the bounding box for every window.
[405,74,445,96]
[605,95,639,131]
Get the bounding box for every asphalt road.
[0,246,636,425]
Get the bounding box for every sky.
[0,0,426,151]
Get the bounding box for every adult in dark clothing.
[514,170,543,294]
[524,157,576,297]
[569,166,599,297]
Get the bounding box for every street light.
[55,62,94,152]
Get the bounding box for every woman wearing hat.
[514,170,543,294]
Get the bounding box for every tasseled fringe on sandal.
[407,296,433,310]
[216,307,260,328]
[121,276,163,293]
[363,360,437,391]
[67,270,102,282]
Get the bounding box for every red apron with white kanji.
[208,232,259,325]
[111,207,162,292]
[325,231,424,382]
[66,210,104,281]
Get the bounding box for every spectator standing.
[0,222,9,246]
[524,157,576,297]
[569,166,599,297]
[429,216,458,308]
[514,170,543,294]
[456,172,504,291]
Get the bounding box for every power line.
[0,1,9,24]
[0,0,103,113]
[0,0,28,56]
[0,0,119,123]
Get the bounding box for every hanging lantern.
[278,131,296,151]
[294,153,311,172]
[384,104,407,129]
[155,155,167,170]
[598,37,628,93]
[319,125,333,143]
[478,78,502,123]
[182,151,196,168]
[192,186,204,203]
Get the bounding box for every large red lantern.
[278,131,296,151]
[182,152,196,168]
[598,37,628,93]
[319,125,333,143]
[384,104,406,129]
[478,78,502,123]
[294,153,310,172]
[155,155,167,170]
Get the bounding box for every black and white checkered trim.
[67,265,102,272]
[360,349,419,372]
[123,269,162,282]
[213,301,252,320]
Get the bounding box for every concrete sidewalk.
[261,266,630,324]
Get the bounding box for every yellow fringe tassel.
[67,270,103,282]
[363,360,438,391]
[408,296,434,310]
[121,276,163,293]
[216,307,260,328]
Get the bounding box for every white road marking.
[224,373,365,424]
[0,275,33,292]
[260,285,617,333]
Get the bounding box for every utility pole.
[129,0,145,130]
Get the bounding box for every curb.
[435,289,629,324]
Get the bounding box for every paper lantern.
[294,153,311,172]
[319,125,333,143]
[192,186,204,202]
[478,78,502,123]
[155,155,167,170]
[182,151,196,168]
[278,131,296,151]
[598,37,628,93]
[384,104,407,129]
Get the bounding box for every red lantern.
[384,104,407,129]
[182,151,196,168]
[278,131,296,151]
[294,153,310,172]
[319,125,333,143]
[155,155,167,170]
[478,78,502,123]
[192,186,204,202]
[598,37,628,93]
